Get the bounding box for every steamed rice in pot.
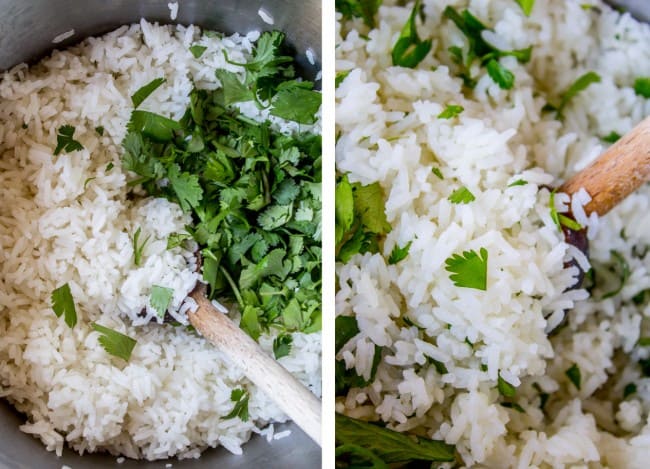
[335,0,650,466]
[0,20,321,460]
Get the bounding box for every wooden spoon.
[560,116,650,216]
[556,116,650,290]
[188,283,322,446]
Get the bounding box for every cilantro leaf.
[335,0,381,28]
[549,191,582,232]
[638,338,650,347]
[270,82,321,124]
[354,182,390,234]
[95,126,104,136]
[508,179,527,187]
[273,333,293,359]
[335,70,351,88]
[335,413,456,464]
[225,388,250,421]
[215,69,254,105]
[498,373,516,397]
[634,77,650,98]
[547,72,601,117]
[624,382,637,398]
[127,110,181,142]
[432,167,444,180]
[486,59,515,89]
[335,175,354,245]
[438,104,464,119]
[565,363,581,390]
[132,227,150,266]
[92,323,137,361]
[448,186,475,204]
[500,401,525,413]
[150,285,174,318]
[190,44,208,58]
[391,0,432,69]
[514,0,535,16]
[167,232,192,250]
[167,164,203,212]
[51,283,77,329]
[54,125,84,155]
[445,248,488,290]
[602,131,621,143]
[131,77,166,108]
[388,241,412,265]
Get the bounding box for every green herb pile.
[121,31,322,342]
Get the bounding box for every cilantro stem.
[219,266,244,308]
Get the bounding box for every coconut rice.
[336,0,650,467]
[0,20,321,459]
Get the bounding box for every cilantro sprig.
[391,0,432,68]
[225,388,250,421]
[443,6,532,90]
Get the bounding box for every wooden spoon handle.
[189,287,322,446]
[560,116,650,216]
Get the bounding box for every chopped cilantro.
[273,333,293,359]
[438,104,464,119]
[545,72,601,117]
[429,358,448,375]
[336,178,391,263]
[335,70,351,88]
[121,58,322,339]
[150,285,174,318]
[432,167,444,180]
[335,0,381,28]
[131,77,166,108]
[634,77,650,98]
[486,59,515,89]
[514,0,535,15]
[498,373,516,397]
[21,122,28,129]
[189,44,208,58]
[54,125,84,156]
[638,338,650,346]
[95,126,104,136]
[448,186,476,204]
[83,177,95,190]
[623,382,637,398]
[270,81,321,124]
[445,248,488,290]
[602,131,621,143]
[51,283,77,329]
[641,358,650,377]
[500,401,525,413]
[549,190,582,231]
[166,232,192,250]
[391,0,432,68]
[508,179,528,187]
[388,241,412,265]
[225,388,250,421]
[132,227,150,267]
[565,363,581,390]
[105,162,114,171]
[92,323,137,361]
[443,6,531,89]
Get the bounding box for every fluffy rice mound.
[0,21,320,459]
[336,1,650,467]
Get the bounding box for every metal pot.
[0,0,320,467]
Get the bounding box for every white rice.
[52,29,75,44]
[258,8,275,25]
[0,20,321,460]
[168,2,178,21]
[336,0,650,467]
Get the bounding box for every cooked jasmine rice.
[336,0,650,467]
[0,20,320,459]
